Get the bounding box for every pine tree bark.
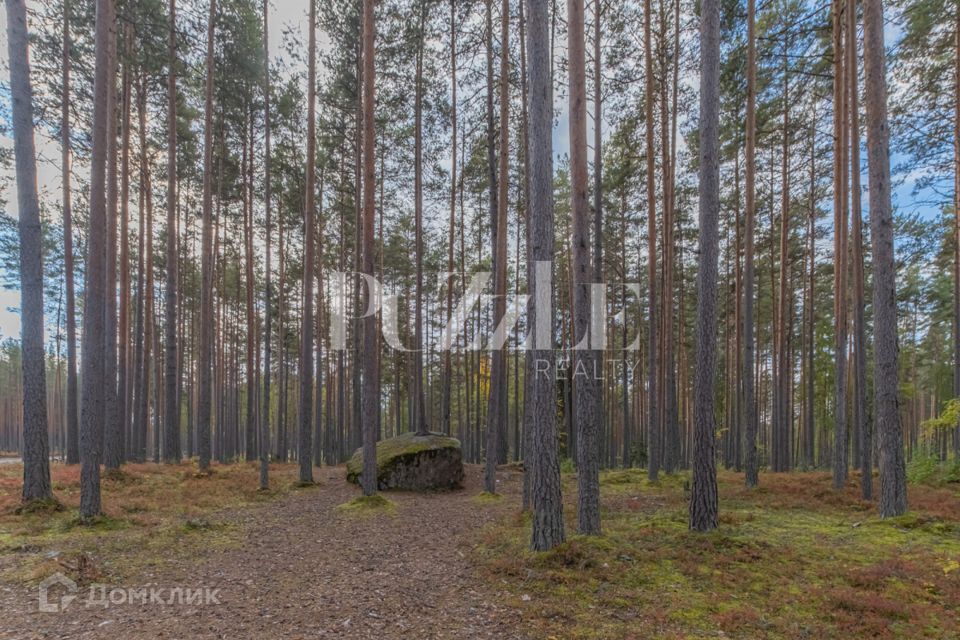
[643,0,660,481]
[413,3,429,436]
[163,0,180,464]
[519,0,534,508]
[832,0,850,490]
[848,0,871,498]
[243,106,257,463]
[660,0,679,472]
[80,0,115,518]
[197,0,217,472]
[102,0,120,468]
[483,0,508,493]
[805,112,817,469]
[568,0,601,534]
[360,0,380,497]
[953,3,959,459]
[260,0,272,489]
[117,24,133,466]
[743,0,759,487]
[298,0,317,485]
[61,0,80,467]
[133,77,151,464]
[6,0,52,503]
[527,0,565,551]
[690,0,720,531]
[862,0,907,517]
[442,0,457,438]
[773,43,791,473]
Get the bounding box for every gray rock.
[346,432,464,491]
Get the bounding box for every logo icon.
[38,572,77,613]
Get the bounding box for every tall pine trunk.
[442,0,457,438]
[832,0,850,490]
[690,0,720,532]
[117,25,133,467]
[260,0,273,490]
[163,0,180,464]
[6,0,52,503]
[61,0,80,467]
[102,0,120,469]
[743,0,758,486]
[360,0,380,497]
[568,0,601,534]
[197,0,217,472]
[643,0,659,481]
[848,0,871,499]
[413,4,429,436]
[80,0,114,518]
[862,0,907,518]
[299,0,317,485]
[527,0,565,552]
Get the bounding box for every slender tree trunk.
[80,0,115,518]
[443,0,458,438]
[690,0,720,531]
[774,42,791,473]
[117,24,132,466]
[483,0,507,492]
[953,2,959,459]
[519,0,534,507]
[568,0,601,533]
[61,0,80,467]
[360,0,380,497]
[527,0,565,551]
[260,0,272,488]
[847,0,871,498]
[832,0,850,490]
[659,0,679,473]
[862,0,907,518]
[298,0,317,485]
[134,78,151,464]
[162,0,180,464]
[6,0,52,503]
[743,0,758,487]
[242,106,256,463]
[643,0,660,481]
[805,108,817,469]
[277,182,287,462]
[197,0,217,472]
[102,0,120,468]
[413,4,429,436]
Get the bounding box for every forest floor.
[0,460,524,639]
[0,460,958,639]
[475,468,960,639]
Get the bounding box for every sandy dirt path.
[0,465,529,639]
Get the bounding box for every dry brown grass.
[0,461,319,583]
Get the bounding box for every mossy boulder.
[346,432,464,491]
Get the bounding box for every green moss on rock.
[346,432,464,491]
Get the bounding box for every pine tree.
[6,0,53,504]
[527,0,565,552]
[862,0,907,518]
[568,0,601,534]
[690,0,720,532]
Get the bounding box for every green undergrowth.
[474,469,960,639]
[907,454,960,487]
[336,494,396,516]
[474,491,503,504]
